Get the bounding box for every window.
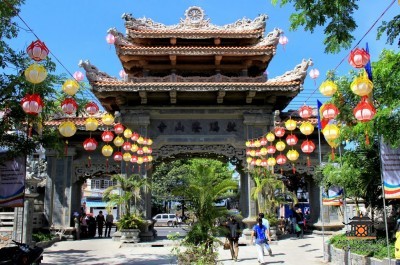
[91,179,116,190]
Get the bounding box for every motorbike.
[0,240,43,265]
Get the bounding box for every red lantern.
[137,147,144,155]
[130,155,138,163]
[286,134,298,146]
[131,132,139,141]
[143,156,149,163]
[348,48,370,68]
[274,126,285,138]
[267,145,276,154]
[26,40,49,61]
[113,151,123,162]
[276,154,287,165]
[321,103,339,120]
[260,137,267,146]
[114,123,125,134]
[298,105,313,119]
[261,159,268,167]
[301,140,316,154]
[353,96,376,122]
[20,94,44,115]
[101,131,114,142]
[85,102,99,116]
[83,138,98,151]
[147,147,153,154]
[61,98,78,115]
[122,141,132,151]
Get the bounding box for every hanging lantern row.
[298,105,313,119]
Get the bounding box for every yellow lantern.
[137,136,144,145]
[322,124,340,140]
[253,140,260,148]
[102,113,115,126]
[287,149,299,161]
[137,157,144,164]
[246,157,252,164]
[260,147,268,156]
[350,72,373,96]
[300,121,314,136]
[250,149,256,157]
[276,140,286,152]
[113,136,124,147]
[147,155,153,162]
[327,139,339,148]
[319,80,338,97]
[58,121,77,137]
[131,144,139,152]
[267,157,276,166]
[123,152,132,162]
[25,63,47,84]
[266,132,275,142]
[102,145,113,157]
[147,138,153,145]
[255,159,262,166]
[245,140,251,147]
[142,146,149,153]
[85,117,98,131]
[285,119,297,131]
[123,128,132,139]
[62,79,79,96]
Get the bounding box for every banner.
[381,140,400,199]
[322,186,343,206]
[0,156,25,207]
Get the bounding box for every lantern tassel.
[64,140,68,156]
[132,165,135,173]
[292,163,296,174]
[106,158,109,172]
[331,148,335,160]
[365,131,370,146]
[307,156,311,167]
[88,156,91,168]
[280,168,283,175]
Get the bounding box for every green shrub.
[117,214,144,230]
[32,232,54,242]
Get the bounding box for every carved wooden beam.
[246,91,256,104]
[170,90,177,104]
[170,38,177,45]
[139,91,147,104]
[169,55,177,66]
[217,91,226,104]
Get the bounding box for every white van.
[152,213,177,227]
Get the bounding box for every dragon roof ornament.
[122,6,267,31]
[78,60,118,83]
[268,59,313,83]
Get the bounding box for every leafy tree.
[271,0,399,53]
[0,0,65,160]
[173,158,237,262]
[103,174,150,216]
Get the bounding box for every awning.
[85,201,109,208]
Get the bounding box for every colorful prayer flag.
[322,186,343,206]
[381,139,400,199]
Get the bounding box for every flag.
[322,186,343,206]
[364,42,373,81]
[317,100,329,130]
[380,138,400,199]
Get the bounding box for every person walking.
[251,217,271,264]
[225,216,241,261]
[105,211,114,237]
[96,211,105,238]
[258,213,273,256]
[294,208,305,238]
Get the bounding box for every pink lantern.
[122,141,132,151]
[309,68,320,80]
[267,145,276,154]
[26,40,49,61]
[274,126,286,138]
[301,140,316,154]
[114,123,125,134]
[353,96,376,122]
[348,48,370,68]
[113,151,123,162]
[119,70,127,79]
[298,105,313,119]
[279,35,288,46]
[321,103,339,120]
[276,154,287,165]
[61,98,78,115]
[106,33,115,44]
[73,71,84,82]
[20,94,44,115]
[131,132,139,141]
[286,134,298,146]
[101,131,114,143]
[85,102,99,116]
[83,138,98,151]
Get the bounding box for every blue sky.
[9,0,399,111]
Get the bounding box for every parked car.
[152,213,177,227]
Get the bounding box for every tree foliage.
[272,0,399,53]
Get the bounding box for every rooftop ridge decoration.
[122,6,267,32]
[79,59,311,85]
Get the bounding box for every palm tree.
[103,174,150,216]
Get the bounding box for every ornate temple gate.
[44,7,334,229]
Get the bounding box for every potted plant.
[117,213,143,243]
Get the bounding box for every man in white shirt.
[105,212,114,237]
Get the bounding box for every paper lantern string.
[65,140,68,156]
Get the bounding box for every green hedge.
[329,234,395,260]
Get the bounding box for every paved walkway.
[41,234,329,265]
